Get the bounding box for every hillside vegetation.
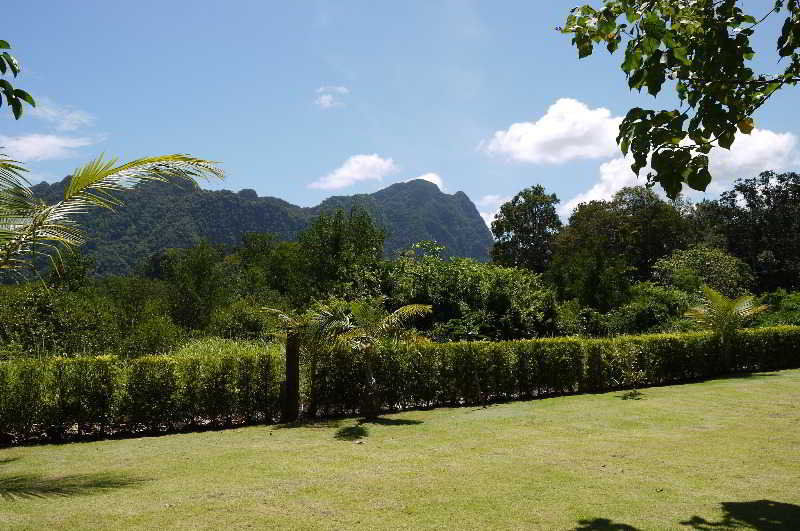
[30,178,492,275]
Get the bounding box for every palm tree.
[0,153,223,272]
[308,299,431,418]
[268,299,432,420]
[685,285,767,345]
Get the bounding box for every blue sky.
[2,0,798,224]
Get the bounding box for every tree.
[154,243,229,330]
[298,207,385,301]
[706,171,800,292]
[490,185,562,273]
[561,1,800,198]
[384,241,558,341]
[1,154,223,272]
[0,39,35,119]
[549,186,691,310]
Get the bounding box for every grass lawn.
[2,371,799,530]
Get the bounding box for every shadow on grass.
[334,417,423,441]
[574,518,640,530]
[334,425,369,441]
[0,457,20,466]
[575,500,800,531]
[617,390,645,401]
[0,472,146,501]
[681,500,800,530]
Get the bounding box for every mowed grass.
[2,371,800,530]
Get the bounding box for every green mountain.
[31,178,493,275]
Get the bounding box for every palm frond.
[685,285,767,341]
[381,304,432,334]
[0,154,223,271]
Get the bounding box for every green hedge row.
[307,326,800,415]
[2,327,798,442]
[0,347,282,441]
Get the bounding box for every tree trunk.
[281,331,300,423]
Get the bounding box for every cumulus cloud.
[559,157,641,217]
[707,128,798,190]
[309,154,398,190]
[0,133,96,162]
[410,172,445,190]
[314,85,350,109]
[476,194,512,228]
[483,98,621,164]
[559,127,800,217]
[29,97,94,131]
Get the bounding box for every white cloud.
[483,98,621,164]
[314,85,350,109]
[476,194,512,228]
[560,157,641,217]
[560,127,800,216]
[707,128,798,191]
[309,154,398,190]
[314,93,340,109]
[410,172,445,190]
[317,86,349,95]
[29,97,94,131]
[0,133,96,162]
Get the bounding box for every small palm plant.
[306,298,432,418]
[685,285,768,344]
[0,153,223,272]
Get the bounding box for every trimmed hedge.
[307,326,800,415]
[2,327,798,443]
[0,342,282,442]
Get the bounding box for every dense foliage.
[548,187,691,310]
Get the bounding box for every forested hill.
[31,178,493,275]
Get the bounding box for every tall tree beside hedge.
[148,243,230,330]
[298,207,385,302]
[490,185,562,273]
[550,186,691,311]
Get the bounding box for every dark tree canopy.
[704,171,800,292]
[549,186,692,310]
[562,1,800,198]
[490,185,562,273]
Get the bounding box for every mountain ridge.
[31,178,493,275]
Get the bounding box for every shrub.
[307,327,800,414]
[120,315,184,358]
[0,340,282,443]
[208,298,277,340]
[652,246,755,298]
[2,329,799,445]
[756,290,800,327]
[604,283,694,336]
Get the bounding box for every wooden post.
[281,330,300,423]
